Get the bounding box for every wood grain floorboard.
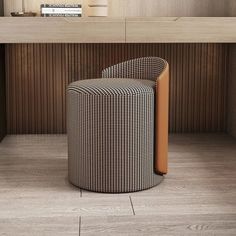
[80,214,236,236]
[0,196,132,219]
[0,134,236,235]
[131,194,236,215]
[0,135,132,219]
[0,217,79,236]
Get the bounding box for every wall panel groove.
[6,43,228,134]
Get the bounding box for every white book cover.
[41,8,82,14]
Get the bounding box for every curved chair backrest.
[102,57,169,175]
[102,57,167,81]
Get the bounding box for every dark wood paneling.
[0,0,6,141]
[228,44,236,138]
[0,44,6,141]
[6,43,228,134]
[0,0,3,16]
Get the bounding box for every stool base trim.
[69,175,164,193]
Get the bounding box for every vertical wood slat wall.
[0,0,3,16]
[5,43,228,134]
[228,44,236,137]
[0,0,6,141]
[0,44,6,141]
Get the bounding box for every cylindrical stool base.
[67,79,163,193]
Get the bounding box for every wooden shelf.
[126,17,236,43]
[0,17,126,43]
[0,17,236,43]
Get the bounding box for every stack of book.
[41,4,82,17]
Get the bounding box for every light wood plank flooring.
[0,134,236,235]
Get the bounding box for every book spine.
[41,8,82,14]
[41,13,82,17]
[41,4,82,8]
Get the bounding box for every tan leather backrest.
[102,57,169,175]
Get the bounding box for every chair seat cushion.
[68,78,155,96]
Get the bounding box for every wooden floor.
[0,134,236,235]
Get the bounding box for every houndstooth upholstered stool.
[67,57,169,193]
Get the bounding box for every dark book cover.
[41,4,82,8]
[41,14,82,17]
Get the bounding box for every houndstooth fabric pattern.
[67,78,155,96]
[67,78,163,193]
[102,57,167,81]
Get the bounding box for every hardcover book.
[41,4,82,17]
[41,4,82,8]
